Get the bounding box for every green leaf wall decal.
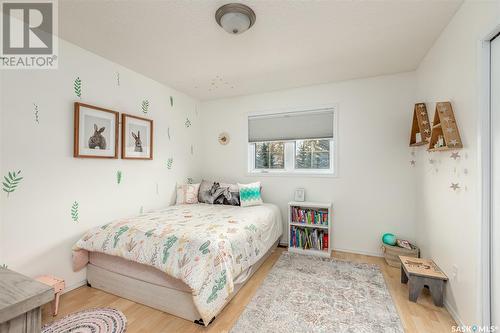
[166,158,173,170]
[71,201,79,222]
[33,103,39,124]
[2,170,23,197]
[185,118,191,128]
[142,99,150,114]
[74,77,82,98]
[187,177,194,184]
[117,170,122,184]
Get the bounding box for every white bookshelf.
[288,201,332,258]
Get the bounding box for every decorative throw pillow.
[198,180,240,206]
[176,183,200,205]
[238,182,263,207]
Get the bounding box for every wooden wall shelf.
[428,102,463,151]
[409,103,431,147]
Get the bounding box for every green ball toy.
[382,233,397,246]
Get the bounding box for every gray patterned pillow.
[198,180,240,206]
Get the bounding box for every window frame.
[247,105,338,177]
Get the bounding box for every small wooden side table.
[0,267,53,333]
[35,275,65,316]
[399,255,448,307]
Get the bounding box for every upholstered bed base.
[87,239,279,324]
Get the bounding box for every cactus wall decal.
[71,201,79,222]
[170,96,174,107]
[185,118,191,128]
[0,264,7,269]
[141,99,150,114]
[33,103,39,124]
[2,170,23,197]
[117,170,122,184]
[166,158,173,170]
[74,77,82,98]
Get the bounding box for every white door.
[491,33,500,327]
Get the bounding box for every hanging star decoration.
[411,151,416,157]
[424,129,430,134]
[450,152,460,160]
[446,127,454,133]
[449,139,459,146]
[450,183,460,191]
[410,160,416,167]
[422,120,428,125]
[421,112,426,116]
[443,116,451,123]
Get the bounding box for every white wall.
[199,72,417,256]
[415,1,499,326]
[0,38,201,288]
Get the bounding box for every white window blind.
[248,108,334,143]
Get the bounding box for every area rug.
[230,252,403,333]
[42,307,127,333]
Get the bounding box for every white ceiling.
[59,1,462,101]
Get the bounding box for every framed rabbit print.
[74,102,119,158]
[121,113,153,160]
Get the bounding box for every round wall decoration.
[218,132,230,145]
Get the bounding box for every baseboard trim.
[280,243,384,258]
[444,299,464,328]
[64,280,87,294]
[333,246,384,258]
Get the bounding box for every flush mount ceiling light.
[215,3,256,35]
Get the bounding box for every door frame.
[479,23,500,327]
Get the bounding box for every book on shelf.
[289,226,328,251]
[291,206,329,226]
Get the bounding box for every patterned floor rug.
[231,252,403,333]
[42,307,127,333]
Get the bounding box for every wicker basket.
[381,243,420,268]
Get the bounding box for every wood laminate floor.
[42,248,456,332]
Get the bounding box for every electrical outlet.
[452,265,458,281]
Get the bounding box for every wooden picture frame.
[74,102,119,158]
[121,113,154,160]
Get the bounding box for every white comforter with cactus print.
[72,203,282,325]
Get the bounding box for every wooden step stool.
[35,275,65,316]
[399,256,448,307]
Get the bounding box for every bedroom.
[0,1,499,332]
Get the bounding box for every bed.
[72,203,282,326]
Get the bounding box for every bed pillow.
[198,180,240,206]
[238,182,263,207]
[176,183,200,205]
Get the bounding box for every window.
[295,139,330,169]
[255,142,285,169]
[248,108,336,175]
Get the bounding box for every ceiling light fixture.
[215,3,256,35]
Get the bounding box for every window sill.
[247,171,338,178]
